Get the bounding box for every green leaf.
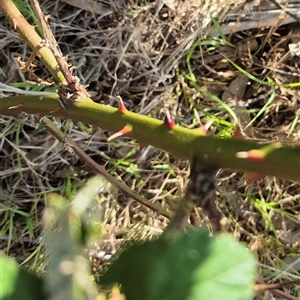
[43,176,106,300]
[0,253,46,300]
[100,230,256,300]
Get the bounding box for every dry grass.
[0,0,300,298]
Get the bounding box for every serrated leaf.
[100,230,256,300]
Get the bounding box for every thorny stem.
[2,94,300,181]
[1,0,299,238]
[28,0,73,84]
[0,0,66,84]
[0,1,299,183]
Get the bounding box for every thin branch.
[0,0,66,84]
[41,117,172,220]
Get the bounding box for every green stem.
[1,0,299,182]
[0,0,66,83]
[2,94,299,181]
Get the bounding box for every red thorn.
[107,124,132,142]
[232,126,246,140]
[8,104,24,110]
[196,125,207,135]
[248,150,266,161]
[197,120,213,135]
[236,149,265,161]
[116,95,128,114]
[164,110,175,129]
[12,18,18,29]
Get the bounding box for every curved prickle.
[107,124,133,142]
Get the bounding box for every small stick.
[41,116,172,220]
[29,0,74,85]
